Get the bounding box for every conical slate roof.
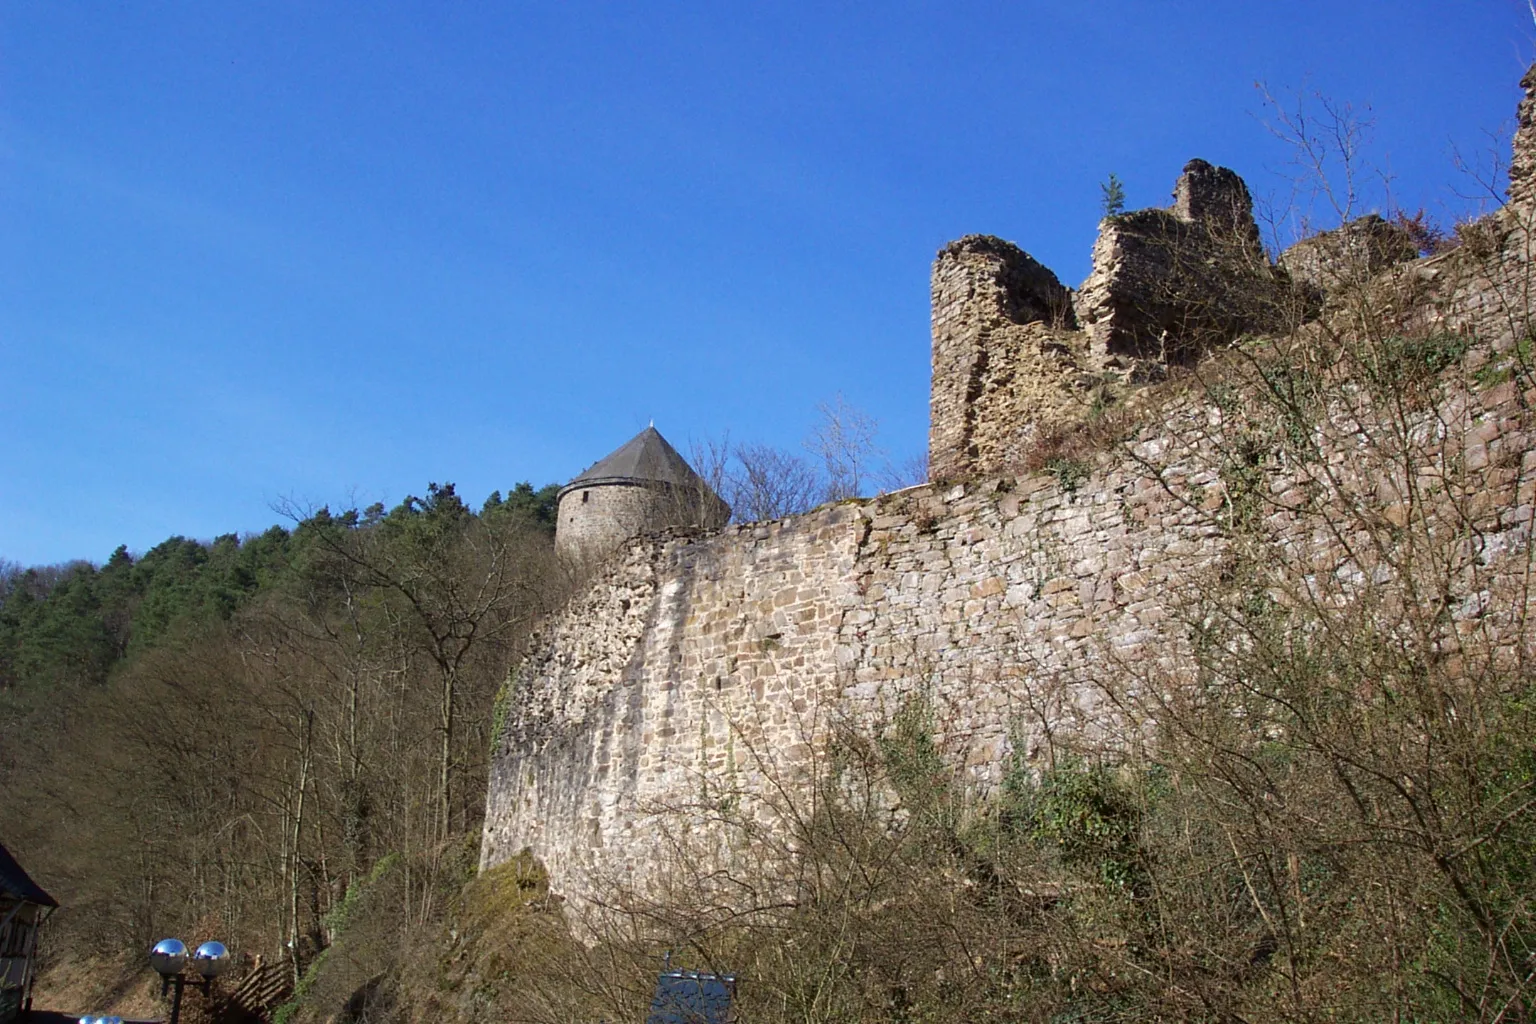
[559,426,709,497]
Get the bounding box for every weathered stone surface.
[1075,160,1282,366]
[1279,214,1420,295]
[1404,212,1535,350]
[480,64,1536,913]
[1509,63,1536,209]
[484,339,1536,906]
[929,235,1080,481]
[1171,158,1261,244]
[557,482,683,559]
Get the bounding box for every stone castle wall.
[485,336,1536,901]
[482,66,1536,905]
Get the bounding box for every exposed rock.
[929,235,1080,480]
[1279,214,1420,295]
[1509,63,1536,209]
[1075,160,1282,366]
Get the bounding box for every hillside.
[1,483,562,1018]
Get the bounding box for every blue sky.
[3,2,1533,566]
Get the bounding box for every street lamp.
[149,938,232,1024]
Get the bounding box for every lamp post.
[149,938,232,1024]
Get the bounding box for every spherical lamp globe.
[193,941,231,978]
[149,938,188,977]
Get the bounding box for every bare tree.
[729,442,821,522]
[284,488,560,844]
[804,393,882,501]
[877,450,929,493]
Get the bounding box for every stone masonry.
[485,358,1536,903]
[1278,214,1419,296]
[1074,159,1282,367]
[1510,64,1536,208]
[929,158,1293,483]
[481,64,1536,907]
[928,235,1081,482]
[556,483,680,560]
[1171,158,1261,243]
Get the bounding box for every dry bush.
[451,692,1145,1024]
[1075,129,1536,1016]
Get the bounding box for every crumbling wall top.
[926,62,1536,488]
[927,235,1079,482]
[936,234,1074,326]
[1279,214,1419,294]
[1075,159,1280,367]
[1171,158,1261,246]
[1509,63,1536,208]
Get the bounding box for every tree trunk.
[440,667,454,841]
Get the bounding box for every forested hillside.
[0,481,562,999]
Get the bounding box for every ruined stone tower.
[555,426,730,559]
[928,160,1290,483]
[927,235,1078,482]
[1075,158,1275,366]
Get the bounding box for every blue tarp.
[645,971,736,1024]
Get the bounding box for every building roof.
[559,426,710,497]
[0,841,58,907]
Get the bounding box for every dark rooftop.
[0,840,58,907]
[560,426,708,496]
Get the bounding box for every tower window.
[582,492,589,503]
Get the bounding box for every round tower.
[555,426,730,560]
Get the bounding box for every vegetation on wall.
[423,76,1536,1024]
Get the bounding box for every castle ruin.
[482,65,1536,908]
